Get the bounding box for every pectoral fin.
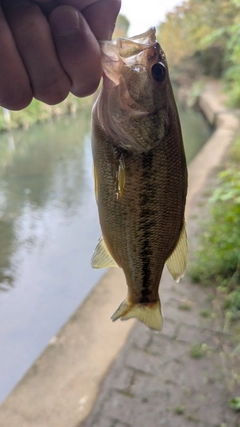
[91,236,118,269]
[116,157,125,201]
[166,221,188,282]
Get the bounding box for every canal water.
[0,100,211,403]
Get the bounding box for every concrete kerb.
[0,80,239,427]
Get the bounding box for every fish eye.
[151,62,166,82]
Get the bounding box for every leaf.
[228,397,240,411]
[201,27,227,47]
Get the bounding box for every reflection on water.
[176,100,212,164]
[0,112,96,289]
[0,100,211,403]
[0,109,104,402]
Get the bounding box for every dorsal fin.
[91,236,118,269]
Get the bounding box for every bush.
[189,136,240,320]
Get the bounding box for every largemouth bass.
[91,28,187,331]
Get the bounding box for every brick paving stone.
[125,348,159,375]
[163,297,203,327]
[91,417,114,427]
[174,322,212,344]
[223,410,240,427]
[129,410,200,427]
[113,422,132,427]
[161,317,178,338]
[110,368,135,392]
[128,371,172,399]
[146,333,189,360]
[128,322,152,349]
[101,392,135,425]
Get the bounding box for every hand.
[0,0,121,110]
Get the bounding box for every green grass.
[174,406,185,415]
[189,343,211,359]
[0,94,93,132]
[189,134,240,322]
[178,301,193,311]
[199,309,211,318]
[228,397,240,411]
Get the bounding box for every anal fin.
[166,221,188,282]
[91,236,118,269]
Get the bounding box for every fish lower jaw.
[111,298,162,331]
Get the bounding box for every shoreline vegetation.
[157,0,240,328]
[189,132,240,331]
[0,94,94,133]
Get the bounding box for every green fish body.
[91,28,188,331]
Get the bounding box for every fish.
[91,27,188,331]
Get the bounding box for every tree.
[113,14,130,39]
[158,0,240,106]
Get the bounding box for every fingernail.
[50,6,80,36]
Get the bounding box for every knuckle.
[0,87,32,110]
[71,79,100,98]
[34,78,70,105]
[35,91,68,105]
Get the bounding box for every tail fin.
[111,298,163,331]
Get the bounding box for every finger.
[0,6,32,110]
[4,0,71,105]
[36,0,121,38]
[34,0,110,17]
[82,0,121,40]
[49,5,102,97]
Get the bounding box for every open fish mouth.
[99,27,160,82]
[99,27,157,58]
[95,27,170,152]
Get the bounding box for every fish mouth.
[99,27,157,58]
[99,27,158,85]
[123,27,157,44]
[95,28,164,152]
[99,28,159,118]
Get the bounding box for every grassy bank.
[189,133,240,326]
[0,94,94,132]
